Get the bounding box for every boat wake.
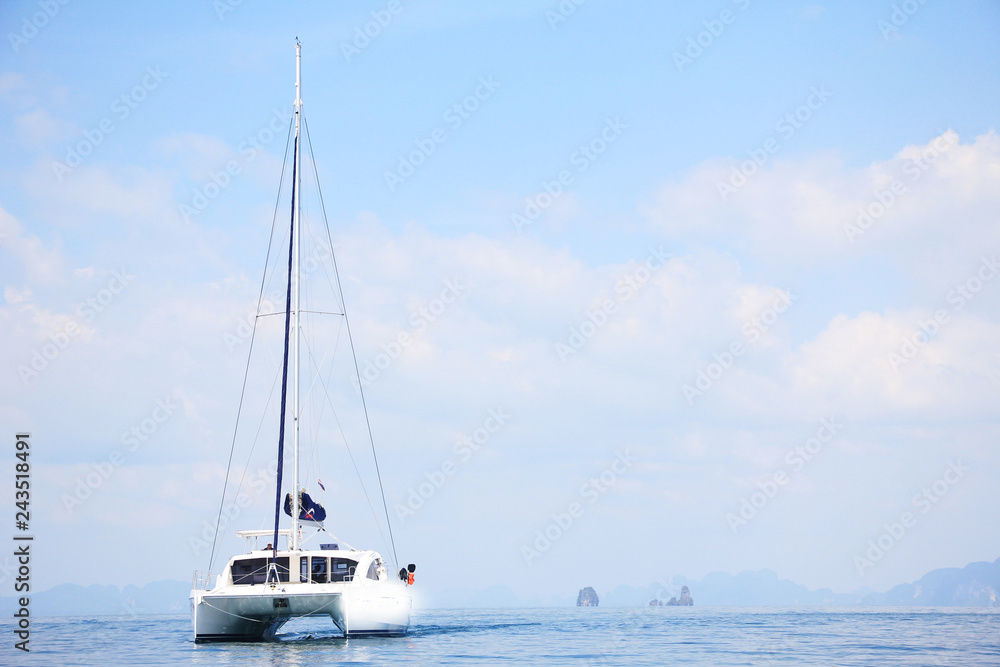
[270,620,543,643]
[407,621,543,637]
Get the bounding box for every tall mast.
[291,38,302,551]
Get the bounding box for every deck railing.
[192,571,214,591]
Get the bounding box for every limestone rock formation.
[665,585,694,606]
[576,586,599,606]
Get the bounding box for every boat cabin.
[222,531,388,587]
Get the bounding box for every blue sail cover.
[284,490,327,524]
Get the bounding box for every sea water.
[4,607,998,665]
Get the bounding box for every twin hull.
[191,553,412,641]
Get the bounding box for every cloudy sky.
[1,1,998,604]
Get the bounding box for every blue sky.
[1,0,999,604]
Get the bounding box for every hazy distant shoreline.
[5,557,996,617]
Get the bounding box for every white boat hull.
[191,583,411,641]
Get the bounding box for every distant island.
[860,558,999,606]
[650,585,694,606]
[576,587,599,606]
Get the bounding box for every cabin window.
[272,557,290,583]
[366,561,379,580]
[300,557,308,583]
[329,558,358,582]
[232,557,264,585]
[231,557,290,585]
[311,556,328,583]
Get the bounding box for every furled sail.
[284,489,327,524]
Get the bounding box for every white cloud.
[786,309,1000,419]
[0,203,64,284]
[0,71,36,107]
[15,108,77,147]
[25,162,176,221]
[4,285,31,304]
[643,131,1000,288]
